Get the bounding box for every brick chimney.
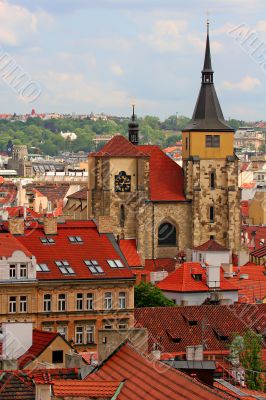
[9,218,24,235]
[43,216,57,235]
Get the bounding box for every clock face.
[115,171,131,192]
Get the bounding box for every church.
[87,25,241,262]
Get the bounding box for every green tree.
[134,282,175,308]
[230,330,264,391]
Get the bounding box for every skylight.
[55,260,75,275]
[36,263,50,272]
[107,259,124,268]
[40,237,55,244]
[68,236,83,243]
[84,260,104,274]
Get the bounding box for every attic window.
[166,330,181,343]
[40,237,55,244]
[214,328,229,341]
[107,259,124,268]
[36,263,50,272]
[85,260,104,274]
[55,260,75,275]
[68,236,83,243]
[192,274,202,281]
[188,320,198,326]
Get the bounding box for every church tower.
[182,22,240,253]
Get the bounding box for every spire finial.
[132,104,135,120]
[207,18,209,35]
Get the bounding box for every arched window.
[158,222,176,246]
[210,172,215,189]
[209,206,214,223]
[120,205,125,227]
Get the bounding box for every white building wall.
[163,290,238,306]
[0,251,37,281]
[192,250,230,266]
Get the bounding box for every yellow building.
[249,191,266,225]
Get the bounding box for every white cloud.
[256,20,266,32]
[221,76,261,92]
[139,19,187,52]
[0,1,53,46]
[110,63,124,76]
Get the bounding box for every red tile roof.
[0,233,32,258]
[18,329,60,369]
[134,304,266,356]
[230,263,266,303]
[67,187,87,200]
[157,262,238,293]
[52,380,121,398]
[119,239,142,267]
[144,258,177,273]
[0,369,78,400]
[15,221,134,281]
[85,341,235,399]
[6,206,40,219]
[250,244,266,258]
[193,240,228,252]
[90,135,148,157]
[138,145,186,201]
[242,225,266,250]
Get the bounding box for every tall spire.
[183,22,234,132]
[128,104,139,145]
[202,19,213,83]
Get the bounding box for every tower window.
[120,205,125,227]
[158,222,176,246]
[206,135,220,148]
[185,137,188,150]
[210,172,215,189]
[209,206,215,223]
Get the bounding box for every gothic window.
[210,172,215,189]
[158,222,176,246]
[120,205,125,227]
[209,206,215,223]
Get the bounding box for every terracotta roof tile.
[85,341,235,399]
[193,240,228,252]
[52,380,121,397]
[119,239,142,267]
[0,233,32,258]
[250,244,266,258]
[18,329,59,369]
[157,262,237,292]
[138,145,186,201]
[134,304,266,356]
[67,187,87,200]
[15,221,134,281]
[90,135,148,157]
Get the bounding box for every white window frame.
[86,325,94,344]
[76,293,83,310]
[75,326,83,344]
[57,326,67,339]
[86,293,94,310]
[9,296,17,313]
[20,296,27,313]
[9,264,16,278]
[58,293,67,311]
[20,264,27,278]
[119,292,126,309]
[104,292,112,310]
[44,294,52,312]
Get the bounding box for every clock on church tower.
[114,171,131,192]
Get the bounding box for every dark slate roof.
[183,28,234,132]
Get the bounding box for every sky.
[0,0,266,120]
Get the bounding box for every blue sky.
[0,0,266,120]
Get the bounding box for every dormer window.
[55,260,75,275]
[188,320,198,326]
[9,265,16,278]
[107,259,124,268]
[40,237,55,244]
[68,236,83,243]
[20,264,27,278]
[192,273,202,281]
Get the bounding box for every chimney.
[206,265,220,289]
[43,216,57,235]
[9,218,24,235]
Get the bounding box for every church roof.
[138,145,186,201]
[90,135,148,157]
[183,24,234,132]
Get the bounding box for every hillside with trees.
[0,114,248,156]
